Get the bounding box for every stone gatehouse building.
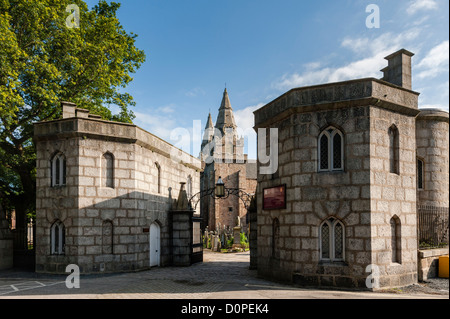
[34,103,201,273]
[253,49,449,289]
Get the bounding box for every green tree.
[0,0,145,244]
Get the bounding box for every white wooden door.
[149,223,160,267]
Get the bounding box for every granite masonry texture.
[27,50,449,290]
[34,106,201,274]
[253,71,449,290]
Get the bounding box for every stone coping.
[417,108,449,122]
[418,247,449,259]
[253,77,420,128]
[33,117,202,171]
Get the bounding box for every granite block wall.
[34,112,201,274]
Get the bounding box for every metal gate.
[191,216,203,264]
[417,205,449,249]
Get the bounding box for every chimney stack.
[61,101,77,119]
[381,49,414,90]
[60,101,102,120]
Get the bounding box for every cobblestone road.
[0,250,447,299]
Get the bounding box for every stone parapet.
[254,78,420,129]
[34,117,201,171]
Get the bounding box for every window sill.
[317,170,345,174]
[388,172,400,176]
[319,260,347,266]
[390,262,402,266]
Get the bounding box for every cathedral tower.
[200,89,257,232]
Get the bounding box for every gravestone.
[232,226,241,249]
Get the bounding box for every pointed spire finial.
[215,88,236,133]
[205,112,214,129]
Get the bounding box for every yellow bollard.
[439,255,449,279]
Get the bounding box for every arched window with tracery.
[318,127,344,172]
[320,217,345,261]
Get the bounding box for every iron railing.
[417,205,449,249]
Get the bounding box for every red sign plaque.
[263,185,286,210]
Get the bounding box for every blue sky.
[86,0,449,159]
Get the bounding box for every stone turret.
[416,108,449,207]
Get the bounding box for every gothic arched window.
[102,152,114,188]
[417,158,424,190]
[318,127,344,172]
[390,216,402,264]
[155,162,161,194]
[51,220,65,255]
[320,218,345,261]
[388,125,399,174]
[51,152,66,187]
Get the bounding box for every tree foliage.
[0,0,145,221]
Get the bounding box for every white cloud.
[134,110,178,142]
[407,0,438,15]
[272,52,392,90]
[420,103,449,110]
[156,104,175,113]
[341,29,421,55]
[233,103,265,160]
[417,80,449,112]
[234,103,264,131]
[303,61,322,71]
[185,87,206,97]
[416,41,449,79]
[272,29,422,91]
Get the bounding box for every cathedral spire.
[201,112,215,153]
[205,112,214,129]
[219,88,232,110]
[215,88,236,133]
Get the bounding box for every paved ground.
[0,250,448,299]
